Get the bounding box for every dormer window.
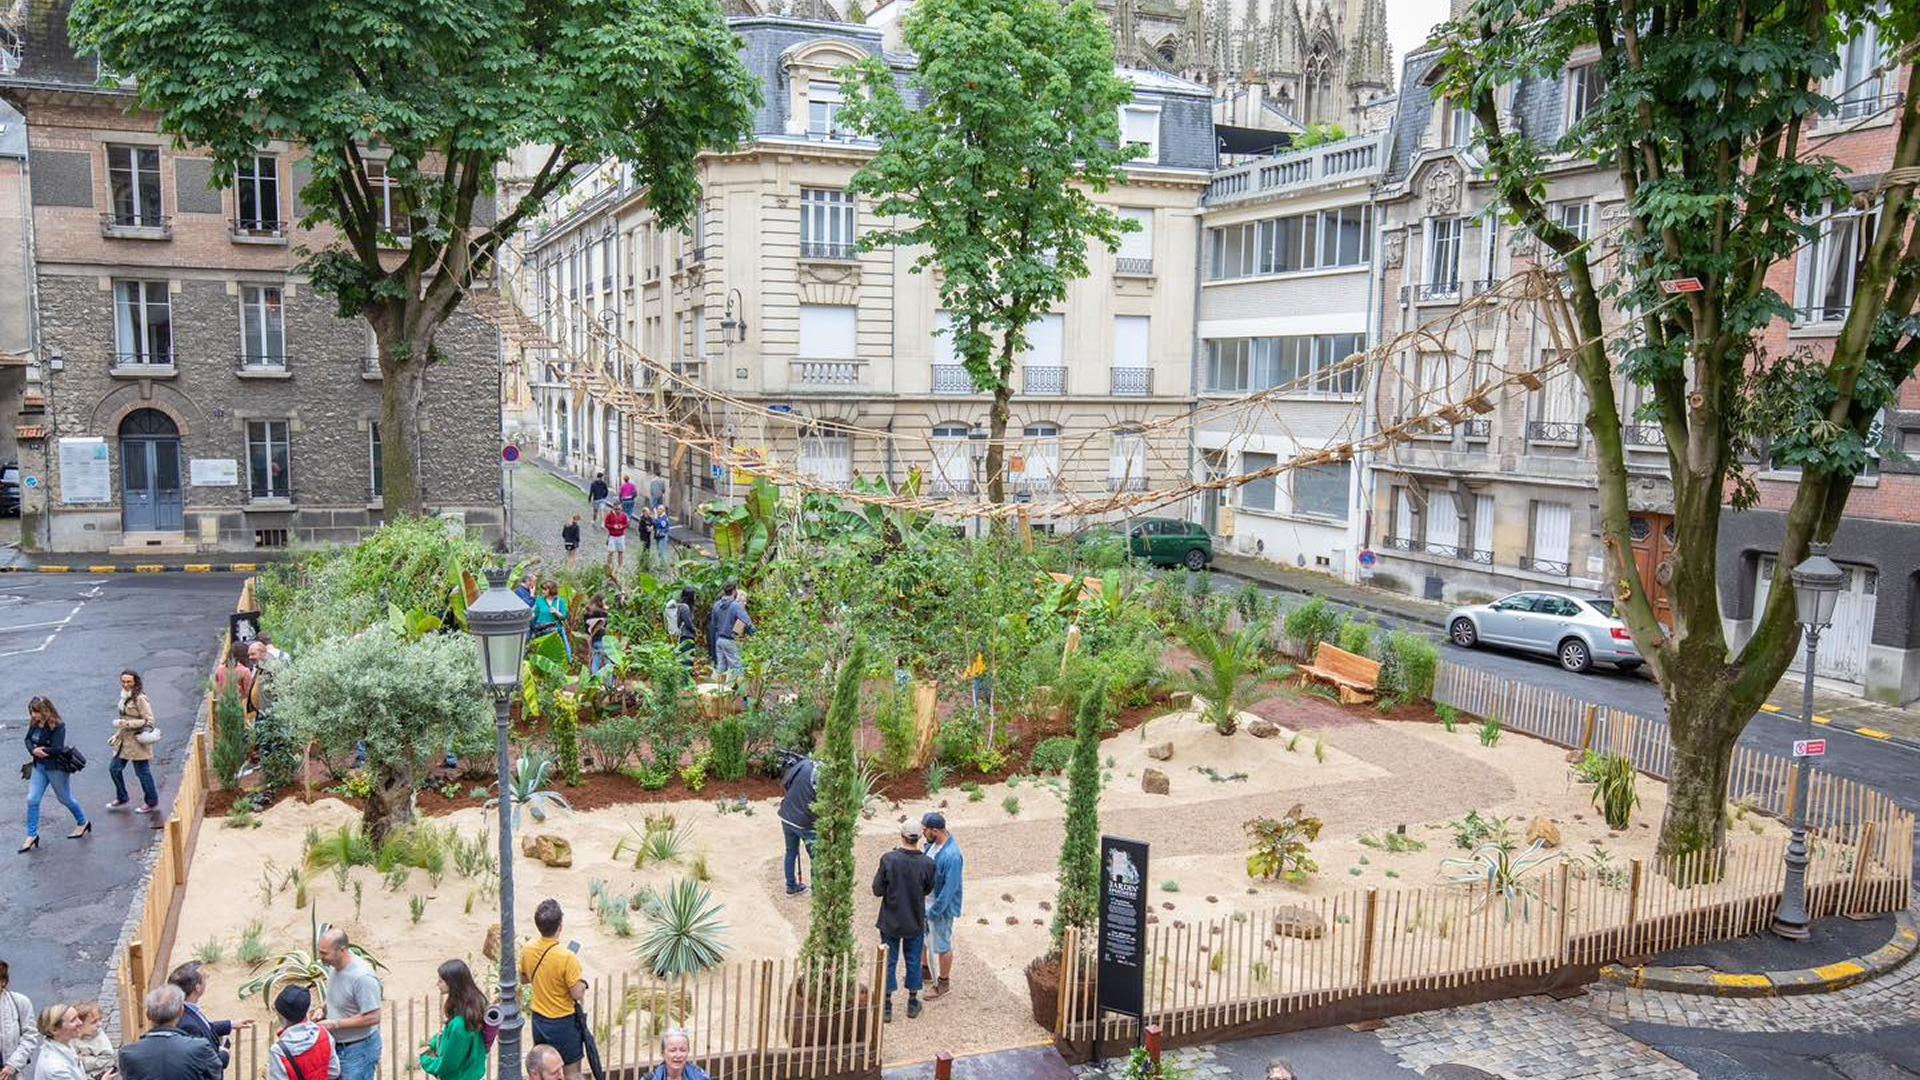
[809,80,845,137]
[1446,98,1477,149]
[1120,105,1160,163]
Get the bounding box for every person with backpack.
[265,986,338,1080]
[664,589,698,666]
[20,696,88,852]
[561,516,582,569]
[417,961,488,1080]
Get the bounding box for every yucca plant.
[1590,754,1639,830]
[485,750,570,827]
[1176,619,1278,735]
[237,910,384,1001]
[636,878,728,977]
[1439,839,1556,922]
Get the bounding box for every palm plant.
[636,878,728,977]
[485,750,571,827]
[237,910,384,1001]
[1439,839,1556,922]
[1176,619,1278,735]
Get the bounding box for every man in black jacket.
[777,753,817,896]
[119,985,223,1080]
[168,961,250,1068]
[871,822,936,1022]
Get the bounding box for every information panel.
[1097,835,1149,1020]
[58,437,111,504]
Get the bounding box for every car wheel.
[1184,548,1207,571]
[1559,638,1593,674]
[1449,618,1479,648]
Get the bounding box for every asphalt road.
[0,572,242,1010]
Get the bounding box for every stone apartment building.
[1359,41,1670,613]
[1717,44,1918,705]
[1195,129,1385,578]
[2,99,28,474]
[520,12,1214,525]
[0,3,503,553]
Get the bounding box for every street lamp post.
[467,569,534,1080]
[1770,542,1846,941]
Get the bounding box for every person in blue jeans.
[318,929,383,1080]
[20,696,89,852]
[919,813,963,999]
[870,822,935,1022]
[777,753,818,895]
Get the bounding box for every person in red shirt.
[603,505,630,573]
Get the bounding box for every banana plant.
[385,602,445,641]
[702,476,781,568]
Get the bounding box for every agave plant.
[1439,839,1557,922]
[636,878,728,977]
[485,750,571,827]
[236,910,385,1001]
[1176,619,1279,734]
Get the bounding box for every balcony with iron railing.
[791,358,868,388]
[1203,131,1391,206]
[931,365,975,395]
[1023,366,1067,395]
[1461,418,1492,441]
[230,217,288,243]
[1518,554,1571,576]
[1114,256,1154,277]
[100,212,172,240]
[1385,535,1494,565]
[1526,420,1582,446]
[1110,367,1152,396]
[801,240,858,261]
[109,350,176,377]
[236,352,291,377]
[1623,423,1668,449]
[1108,475,1149,492]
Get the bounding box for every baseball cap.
[899,820,923,839]
[921,812,946,831]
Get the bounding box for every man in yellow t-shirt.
[518,899,588,1080]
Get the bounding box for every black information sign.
[1097,834,1149,1020]
[229,610,263,649]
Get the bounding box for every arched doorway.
[120,409,183,532]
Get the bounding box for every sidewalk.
[517,457,714,554]
[1210,550,1449,631]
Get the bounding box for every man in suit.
[118,986,222,1080]
[167,962,250,1068]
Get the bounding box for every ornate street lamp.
[467,569,533,1080]
[1770,541,1846,941]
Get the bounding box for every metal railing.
[1404,281,1462,303]
[1622,423,1667,448]
[1114,257,1154,276]
[931,365,974,395]
[1519,554,1571,576]
[791,359,866,386]
[1526,420,1582,445]
[236,352,288,372]
[801,240,857,260]
[230,218,286,238]
[1385,535,1493,565]
[1111,367,1152,396]
[110,351,174,370]
[1023,365,1067,395]
[1108,475,1149,492]
[100,212,172,237]
[1461,418,1492,440]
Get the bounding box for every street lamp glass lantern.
[1789,543,1846,630]
[467,568,532,694]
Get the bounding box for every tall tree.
[1436,0,1919,861]
[837,0,1139,504]
[70,0,758,514]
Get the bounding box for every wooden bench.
[1297,643,1382,705]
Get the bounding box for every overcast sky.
[1387,0,1453,84]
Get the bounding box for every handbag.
[61,746,87,773]
[135,725,164,746]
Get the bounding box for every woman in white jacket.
[29,1006,87,1080]
[0,960,37,1080]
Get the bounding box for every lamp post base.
[1768,915,1810,941]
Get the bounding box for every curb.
[0,562,258,574]
[1210,562,1447,632]
[1598,910,1918,998]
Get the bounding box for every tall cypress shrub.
[800,640,869,1003]
[1050,675,1107,955]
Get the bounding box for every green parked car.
[1127,518,1214,570]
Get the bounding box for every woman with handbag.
[20,697,89,853]
[106,670,160,814]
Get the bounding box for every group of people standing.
[18,669,171,853]
[568,474,671,574]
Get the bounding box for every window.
[1798,201,1877,322]
[1204,334,1362,395]
[1112,316,1150,394]
[1447,98,1477,148]
[1119,105,1160,161]
[366,161,408,239]
[1528,502,1573,572]
[247,420,291,500]
[114,281,172,366]
[1829,15,1885,120]
[1016,423,1061,490]
[798,304,858,359]
[107,145,162,226]
[691,305,706,359]
[1023,313,1065,366]
[931,423,972,493]
[1240,452,1277,511]
[1425,491,1460,550]
[1530,358,1587,434]
[1556,201,1592,243]
[800,188,857,259]
[800,432,851,486]
[1117,207,1154,269]
[368,423,383,499]
[808,80,845,136]
[1204,206,1371,280]
[1565,62,1606,126]
[240,285,285,367]
[1109,433,1147,489]
[1291,463,1348,521]
[1427,218,1462,290]
[236,155,280,232]
[1473,494,1496,555]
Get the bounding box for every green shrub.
[1050,675,1107,955]
[583,713,649,773]
[551,693,583,786]
[874,688,916,777]
[304,824,375,871]
[1282,597,1342,659]
[1478,715,1503,746]
[707,716,749,781]
[800,641,867,1003]
[1244,804,1322,880]
[1377,631,1439,703]
[1028,736,1076,775]
[1591,755,1639,829]
[209,682,250,791]
[1336,619,1373,658]
[252,708,302,793]
[375,825,450,875]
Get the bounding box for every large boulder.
[482,923,502,962]
[1142,768,1171,795]
[1168,690,1195,709]
[1273,905,1327,940]
[521,833,573,868]
[1526,816,1561,849]
[1247,718,1281,739]
[1145,741,1175,761]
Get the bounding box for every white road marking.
[0,580,106,658]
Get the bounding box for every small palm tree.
[485,750,571,827]
[637,877,728,977]
[1177,620,1280,735]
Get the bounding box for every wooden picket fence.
[1056,661,1916,1047]
[215,949,888,1080]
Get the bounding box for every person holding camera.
[20,697,88,852]
[777,752,817,896]
[106,670,160,814]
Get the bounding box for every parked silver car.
[1445,591,1643,674]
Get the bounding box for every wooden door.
[1628,512,1676,627]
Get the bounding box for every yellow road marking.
[1760,703,1783,713]
[37,565,72,572]
[1811,960,1864,981]
[1855,728,1892,740]
[228,562,258,572]
[1711,973,1771,989]
[1812,716,1831,725]
[87,565,117,573]
[133,564,165,573]
[183,564,212,573]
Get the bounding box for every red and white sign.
[1658,277,1704,295]
[1793,739,1826,758]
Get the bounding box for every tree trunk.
[364,758,418,844]
[983,383,1012,505]
[377,329,435,516]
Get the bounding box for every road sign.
[1357,549,1377,568]
[502,444,521,463]
[22,476,38,489]
[1658,277,1704,294]
[1793,738,1826,758]
[767,403,794,415]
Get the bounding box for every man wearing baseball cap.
[870,820,935,1022]
[919,813,963,1000]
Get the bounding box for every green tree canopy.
[1435,0,1918,860]
[70,0,759,513]
[275,624,495,840]
[837,0,1140,503]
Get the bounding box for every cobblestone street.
[506,461,685,578]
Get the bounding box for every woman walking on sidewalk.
[20,697,88,852]
[106,670,160,814]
